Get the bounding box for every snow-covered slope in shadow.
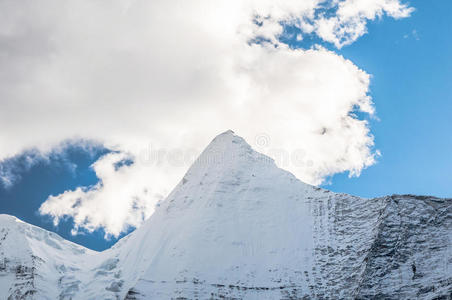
[0,214,96,299]
[0,131,451,299]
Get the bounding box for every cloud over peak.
[0,0,413,237]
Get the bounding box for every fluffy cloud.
[40,152,158,237]
[315,0,414,47]
[0,0,412,237]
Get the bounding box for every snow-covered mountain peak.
[0,214,96,299]
[187,130,273,174]
[1,132,451,299]
[163,130,310,212]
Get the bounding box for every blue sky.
[326,0,452,198]
[0,145,123,250]
[0,0,450,251]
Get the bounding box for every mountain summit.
[1,132,451,299]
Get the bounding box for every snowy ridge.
[1,131,451,299]
[0,214,96,299]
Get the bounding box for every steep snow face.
[0,131,451,299]
[108,131,451,299]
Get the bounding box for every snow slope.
[0,214,96,299]
[1,131,451,299]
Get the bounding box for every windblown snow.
[1,131,451,299]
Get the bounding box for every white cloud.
[0,0,412,237]
[40,152,162,238]
[315,0,414,47]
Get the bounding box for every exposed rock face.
[356,195,451,299]
[0,131,451,299]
